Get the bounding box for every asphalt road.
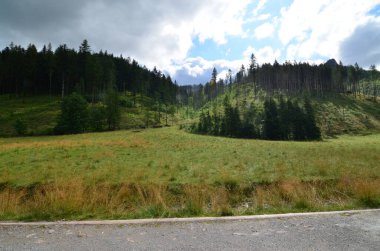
[1,210,379,251]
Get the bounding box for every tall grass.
[0,176,379,221]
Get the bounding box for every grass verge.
[0,177,379,221]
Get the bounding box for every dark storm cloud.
[0,0,84,30]
[0,0,202,60]
[340,20,380,67]
[0,0,88,46]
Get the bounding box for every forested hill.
[0,40,177,103]
[178,55,379,109]
[177,55,380,140]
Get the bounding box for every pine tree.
[210,67,217,99]
[291,104,307,141]
[263,98,281,140]
[55,93,88,134]
[278,96,291,140]
[104,87,121,130]
[303,98,321,140]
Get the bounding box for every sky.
[1,0,380,85]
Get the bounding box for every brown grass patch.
[0,177,379,220]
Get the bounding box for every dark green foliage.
[303,98,321,140]
[193,96,321,141]
[105,88,121,130]
[291,104,308,141]
[0,41,177,104]
[196,98,254,138]
[88,106,107,132]
[55,93,88,134]
[263,98,282,140]
[119,97,134,108]
[13,118,27,135]
[222,104,242,137]
[198,111,212,134]
[278,97,291,140]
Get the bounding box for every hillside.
[0,93,179,137]
[189,82,380,138]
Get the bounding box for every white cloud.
[256,14,271,21]
[253,0,268,16]
[243,46,281,64]
[172,44,282,84]
[279,0,380,61]
[254,22,275,39]
[171,57,246,84]
[244,0,270,23]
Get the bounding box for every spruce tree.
[303,98,321,140]
[105,87,121,130]
[263,98,281,140]
[55,92,88,134]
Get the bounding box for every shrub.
[13,118,27,136]
[88,106,107,132]
[54,93,88,134]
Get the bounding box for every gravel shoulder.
[1,210,379,251]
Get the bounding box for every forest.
[0,40,177,104]
[182,55,379,140]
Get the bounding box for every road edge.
[1,209,379,226]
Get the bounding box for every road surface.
[1,210,379,250]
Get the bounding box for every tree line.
[193,96,321,141]
[178,56,379,108]
[0,40,177,104]
[239,55,379,99]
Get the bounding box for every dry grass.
[0,176,379,221]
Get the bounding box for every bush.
[119,98,134,108]
[88,106,107,132]
[13,118,27,136]
[54,93,88,134]
[105,88,121,130]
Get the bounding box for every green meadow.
[0,127,379,220]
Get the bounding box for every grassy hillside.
[0,127,379,220]
[196,83,380,137]
[1,86,379,138]
[0,96,60,136]
[0,93,178,137]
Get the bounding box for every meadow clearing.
[0,127,379,220]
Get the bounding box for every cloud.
[256,14,271,21]
[243,46,281,64]
[279,0,380,61]
[340,18,380,67]
[173,44,282,84]
[171,57,246,84]
[0,0,251,73]
[254,22,275,39]
[253,0,268,16]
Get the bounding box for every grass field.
[0,127,379,220]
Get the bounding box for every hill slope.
[193,83,380,137]
[0,93,178,137]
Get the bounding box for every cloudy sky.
[1,0,380,85]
